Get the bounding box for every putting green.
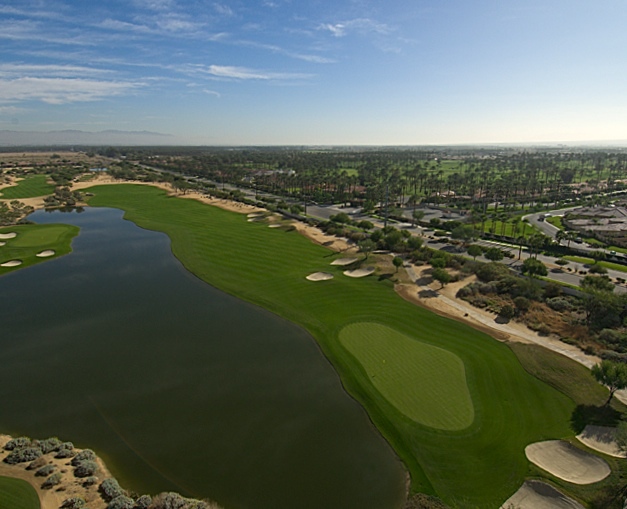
[339,322,474,430]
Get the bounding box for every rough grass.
[0,476,40,509]
[563,256,627,274]
[0,175,54,199]
[339,322,474,430]
[85,185,585,508]
[0,223,79,275]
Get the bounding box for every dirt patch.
[0,434,110,509]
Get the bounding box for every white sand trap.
[0,260,22,267]
[330,257,359,266]
[0,242,5,246]
[525,440,610,484]
[268,224,282,228]
[0,232,17,240]
[247,213,265,218]
[343,267,375,278]
[36,250,55,258]
[247,218,264,223]
[306,272,334,281]
[577,425,627,458]
[500,480,585,509]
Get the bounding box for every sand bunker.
[330,257,359,266]
[343,267,375,278]
[577,425,626,458]
[0,260,22,267]
[500,480,585,509]
[247,212,265,218]
[36,250,55,258]
[0,242,4,246]
[0,232,17,240]
[306,272,334,281]
[268,224,282,228]
[525,440,610,484]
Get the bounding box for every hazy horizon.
[1,0,626,146]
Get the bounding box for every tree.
[431,268,451,288]
[467,244,482,260]
[581,275,614,293]
[393,256,403,273]
[484,247,504,262]
[451,225,475,246]
[358,239,376,260]
[592,360,627,406]
[521,258,547,278]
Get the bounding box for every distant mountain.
[0,129,176,146]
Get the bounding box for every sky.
[0,0,626,145]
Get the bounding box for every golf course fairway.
[85,184,577,508]
[339,322,474,430]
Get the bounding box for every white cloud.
[213,3,234,17]
[206,65,311,80]
[319,18,391,38]
[0,64,110,78]
[203,89,221,97]
[0,78,141,105]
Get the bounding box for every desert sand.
[525,440,611,484]
[0,434,110,509]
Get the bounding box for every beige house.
[563,206,627,246]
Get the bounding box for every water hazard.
[0,207,405,509]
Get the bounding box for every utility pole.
[384,181,389,229]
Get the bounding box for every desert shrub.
[4,437,31,450]
[35,464,56,477]
[499,304,516,319]
[537,323,551,336]
[41,472,62,489]
[543,282,562,298]
[589,263,608,274]
[547,297,573,312]
[512,296,530,313]
[36,437,62,454]
[71,449,96,466]
[74,459,98,477]
[4,447,42,464]
[477,282,498,295]
[54,442,75,458]
[475,262,509,282]
[134,495,152,509]
[100,478,125,502]
[26,456,48,470]
[600,350,627,362]
[61,497,86,509]
[456,286,473,299]
[107,495,134,509]
[82,476,99,487]
[150,492,216,509]
[403,492,450,508]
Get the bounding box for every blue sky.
[0,0,626,145]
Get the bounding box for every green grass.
[546,216,563,229]
[0,175,55,199]
[85,185,589,508]
[0,476,39,509]
[0,223,79,275]
[563,256,627,274]
[339,323,474,430]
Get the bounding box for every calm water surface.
[0,207,405,509]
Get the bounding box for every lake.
[0,207,406,509]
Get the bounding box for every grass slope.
[0,224,79,275]
[0,476,39,509]
[87,185,578,508]
[0,175,54,199]
[339,322,474,430]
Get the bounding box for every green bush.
[35,464,56,477]
[546,297,572,312]
[41,472,62,489]
[54,442,75,458]
[82,476,99,487]
[134,495,152,509]
[36,437,62,454]
[107,495,134,509]
[4,447,42,464]
[71,450,96,466]
[100,478,125,502]
[74,459,98,478]
[3,437,31,450]
[61,497,86,509]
